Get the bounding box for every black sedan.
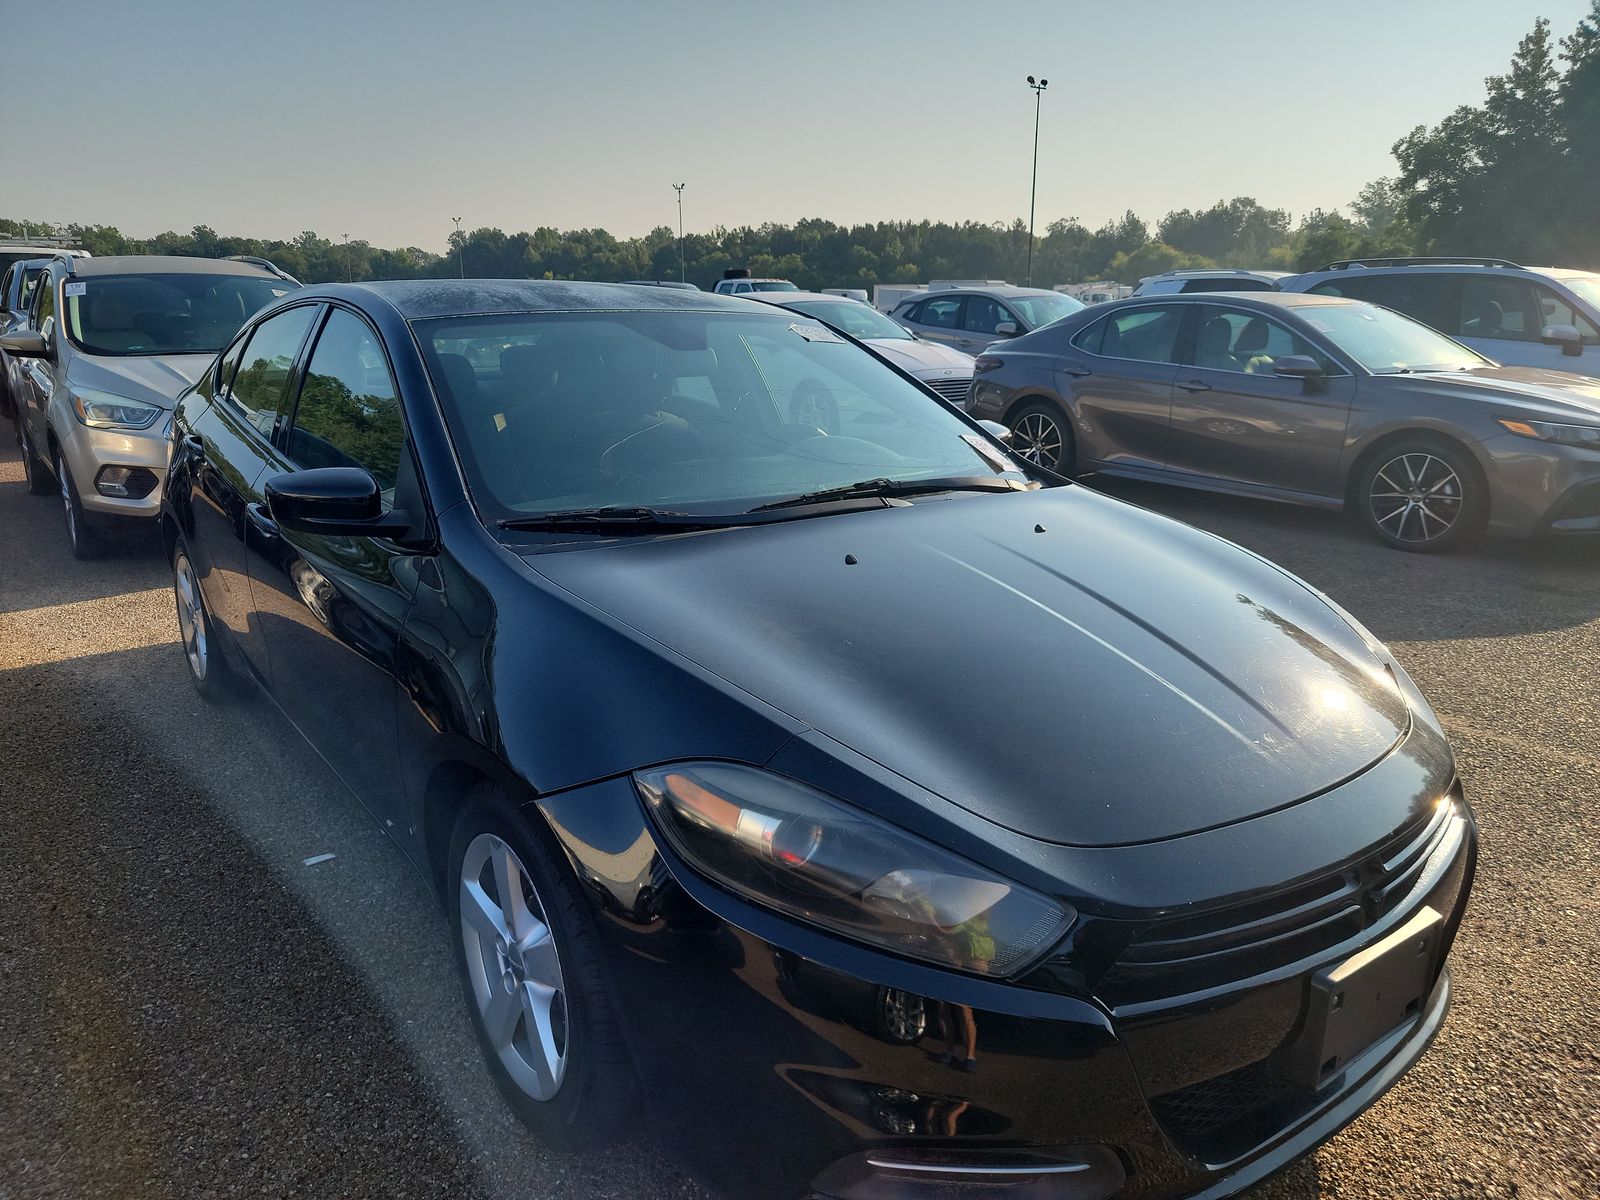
[160,281,1475,1200]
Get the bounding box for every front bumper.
[537,769,1475,1200]
[1478,432,1600,536]
[52,409,170,518]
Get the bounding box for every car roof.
[66,254,279,278]
[743,290,860,305]
[323,279,764,320]
[1120,290,1350,309]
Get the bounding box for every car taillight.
[973,355,1003,374]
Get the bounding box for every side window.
[1194,306,1338,375]
[0,266,12,307]
[962,297,1011,335]
[920,297,963,329]
[1458,276,1540,342]
[223,306,318,438]
[212,332,250,399]
[1310,279,1364,299]
[287,309,405,500]
[1096,306,1183,364]
[34,270,56,341]
[1360,274,1454,333]
[1070,317,1106,354]
[1536,287,1600,344]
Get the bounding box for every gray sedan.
[891,286,1084,355]
[969,291,1600,551]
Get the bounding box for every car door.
[1533,283,1600,371]
[248,305,422,827]
[910,294,966,351]
[18,264,60,453]
[1054,303,1186,471]
[1449,275,1549,368]
[1165,303,1355,498]
[175,303,322,681]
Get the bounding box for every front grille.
[1102,798,1460,1010]
[923,375,973,408]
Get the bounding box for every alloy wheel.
[1012,411,1064,470]
[173,552,208,682]
[1368,452,1463,545]
[878,988,927,1043]
[459,833,569,1102]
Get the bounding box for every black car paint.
[162,281,1474,1200]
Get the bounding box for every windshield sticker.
[64,281,87,297]
[789,322,844,344]
[962,433,1021,474]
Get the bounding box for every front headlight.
[636,763,1075,977]
[72,388,163,430]
[1497,417,1600,450]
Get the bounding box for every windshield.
[64,272,296,356]
[750,281,798,292]
[1008,292,1085,329]
[783,300,913,341]
[417,310,1020,521]
[1563,275,1600,310]
[1299,302,1490,373]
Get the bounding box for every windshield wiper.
[497,506,740,532]
[749,475,1026,513]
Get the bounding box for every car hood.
[865,337,976,375]
[67,352,214,410]
[525,487,1411,847]
[1406,365,1600,421]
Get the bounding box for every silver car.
[2,254,298,557]
[1277,257,1600,376]
[745,290,978,409]
[969,290,1600,551]
[890,286,1084,355]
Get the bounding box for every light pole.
[1025,75,1048,287]
[342,232,352,282]
[673,183,686,283]
[451,216,464,278]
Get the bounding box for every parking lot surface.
[2,438,1597,1199]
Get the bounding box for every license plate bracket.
[1290,905,1442,1090]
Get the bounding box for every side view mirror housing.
[977,419,1014,444]
[1541,323,1585,357]
[266,467,411,537]
[1272,355,1324,379]
[0,330,48,359]
[994,321,1019,337]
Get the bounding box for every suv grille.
[1102,798,1460,1010]
[923,376,973,408]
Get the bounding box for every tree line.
[6,5,1596,289]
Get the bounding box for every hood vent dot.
[844,553,859,565]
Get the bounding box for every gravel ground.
[1,439,1597,1199]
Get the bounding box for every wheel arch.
[1343,425,1490,510]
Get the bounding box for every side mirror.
[0,330,48,359]
[266,467,410,537]
[1272,355,1324,379]
[994,321,1019,337]
[1541,323,1585,357]
[977,419,1014,444]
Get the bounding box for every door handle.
[1062,364,1092,378]
[245,502,279,538]
[1177,379,1212,392]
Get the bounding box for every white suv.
[712,275,798,295]
[1278,257,1600,374]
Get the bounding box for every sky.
[1,0,1590,251]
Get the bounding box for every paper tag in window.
[789,322,843,344]
[64,281,87,297]
[963,433,1020,474]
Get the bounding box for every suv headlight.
[636,763,1075,977]
[1497,417,1600,449]
[72,388,163,430]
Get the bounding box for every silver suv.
[2,254,298,557]
[1278,257,1600,375]
[890,286,1084,354]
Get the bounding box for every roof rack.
[224,254,302,285]
[1321,256,1523,271]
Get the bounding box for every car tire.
[16,420,53,496]
[447,788,636,1151]
[53,445,99,558]
[172,538,244,702]
[1007,399,1076,476]
[1356,438,1484,553]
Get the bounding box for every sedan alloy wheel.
[1008,402,1072,473]
[1363,448,1473,551]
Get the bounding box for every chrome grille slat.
[924,376,973,405]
